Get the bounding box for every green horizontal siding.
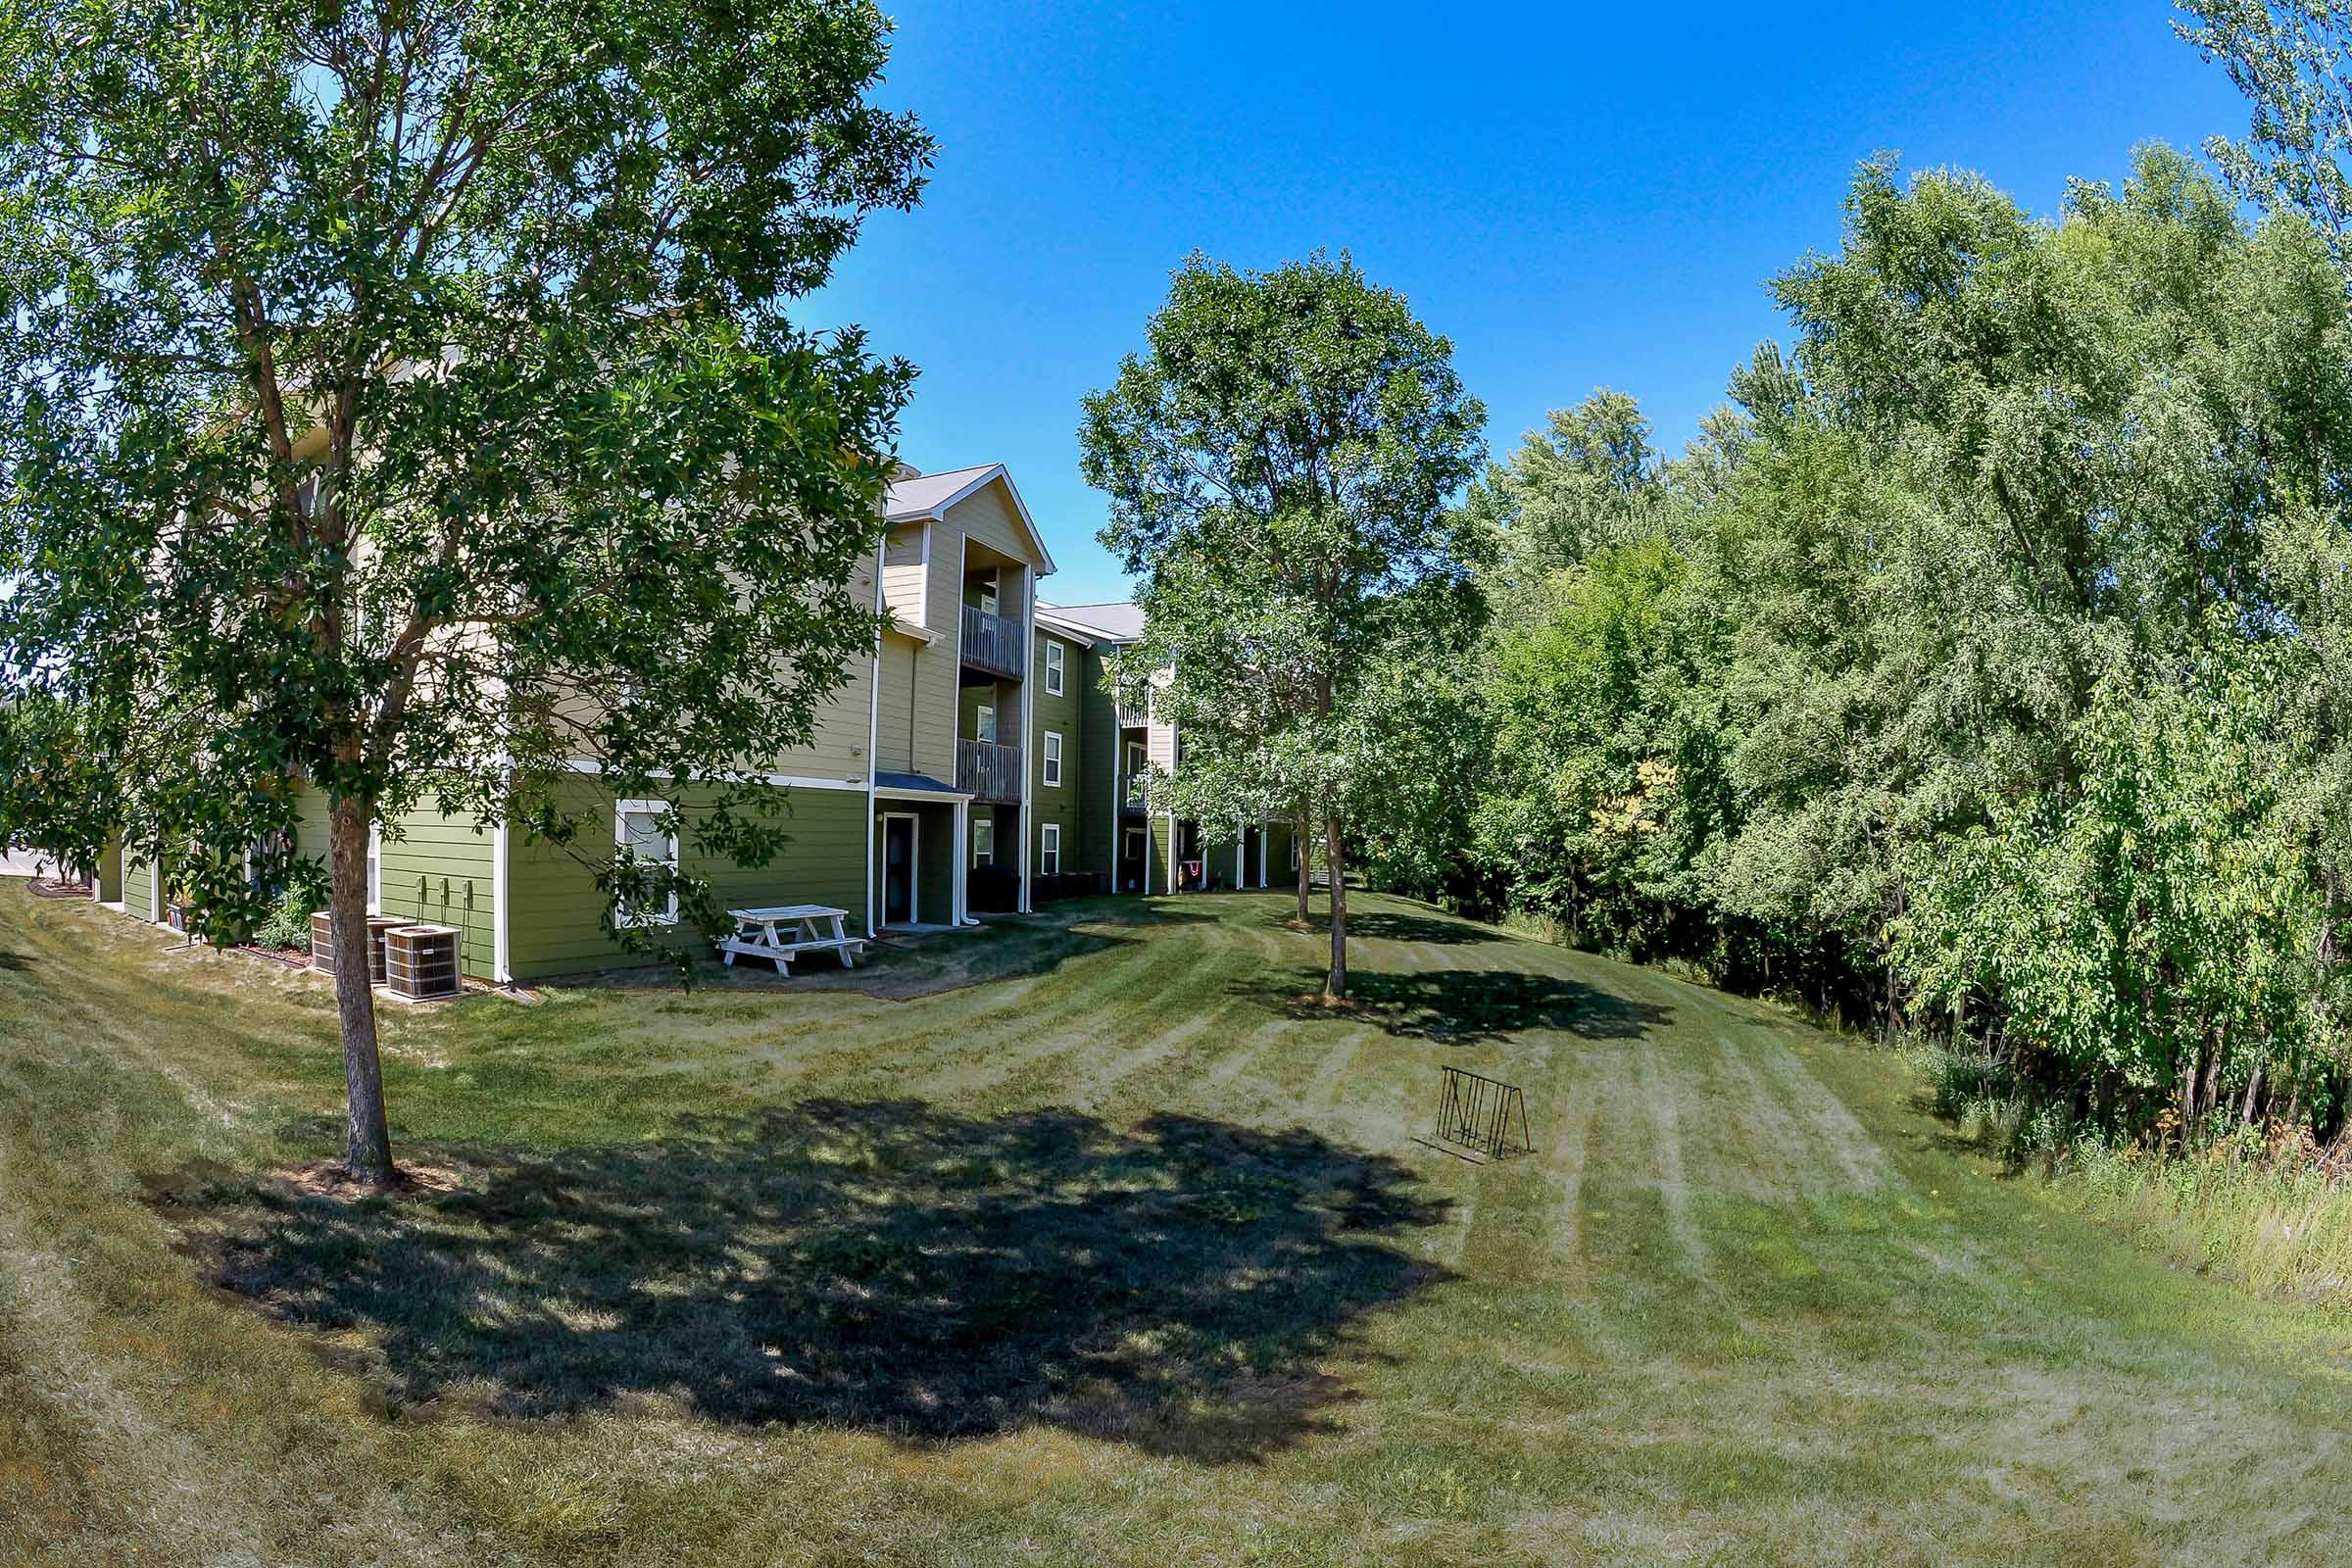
[1030,626,1084,880]
[1267,821,1298,885]
[291,784,333,866]
[1151,814,1172,896]
[1078,647,1119,878]
[507,779,870,982]
[375,803,498,978]
[122,856,155,921]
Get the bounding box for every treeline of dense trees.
[1370,142,2352,1149]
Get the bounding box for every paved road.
[0,848,50,877]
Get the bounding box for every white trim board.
[558,760,867,792]
[865,537,886,940]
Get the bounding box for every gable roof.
[882,463,1058,576]
[1038,601,1145,643]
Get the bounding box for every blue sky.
[804,1,2253,605]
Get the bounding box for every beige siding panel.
[874,633,919,773]
[947,480,1046,573]
[907,534,959,780]
[881,523,926,623]
[755,549,877,783]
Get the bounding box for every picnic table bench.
[718,905,867,974]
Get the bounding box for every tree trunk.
[1293,813,1311,926]
[329,797,396,1183]
[2178,1045,2201,1152]
[1323,814,1348,999]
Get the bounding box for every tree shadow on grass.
[1233,966,1674,1047]
[148,1100,1452,1462]
[0,950,30,971]
[1328,909,1495,947]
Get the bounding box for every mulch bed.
[237,945,313,971]
[27,878,92,900]
[270,1159,465,1202]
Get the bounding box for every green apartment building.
[110,462,1291,982]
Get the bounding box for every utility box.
[383,924,462,1001]
[310,912,404,983]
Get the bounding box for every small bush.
[253,887,321,952]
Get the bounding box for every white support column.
[1018,564,1035,912]
[1236,818,1246,891]
[1257,823,1268,889]
[864,540,884,938]
[492,812,512,985]
[954,798,970,924]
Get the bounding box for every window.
[367,823,382,914]
[975,704,997,744]
[978,578,999,616]
[1043,730,1063,787]
[1041,822,1061,875]
[972,816,996,867]
[1045,638,1065,695]
[614,799,679,927]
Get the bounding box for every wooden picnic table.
[718,904,867,974]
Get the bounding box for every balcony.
[959,604,1025,680]
[956,737,1023,804]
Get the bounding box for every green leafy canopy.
[0,0,933,943]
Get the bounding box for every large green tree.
[0,0,931,1181]
[1449,142,2352,1119]
[1082,252,1486,998]
[2178,0,2352,277]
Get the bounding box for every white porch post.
[1257,822,1268,889]
[864,540,884,938]
[1018,564,1035,912]
[492,812,511,984]
[954,798,970,924]
[1236,818,1245,890]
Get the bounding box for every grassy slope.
[2,883,2349,1566]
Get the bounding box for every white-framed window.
[975,703,997,745]
[1045,638,1065,695]
[367,822,382,914]
[614,799,680,927]
[972,816,996,867]
[1041,821,1061,875]
[979,578,999,616]
[1043,730,1063,787]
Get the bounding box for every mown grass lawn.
[3,881,2349,1566]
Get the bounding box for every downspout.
[492,808,511,985]
[865,539,885,938]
